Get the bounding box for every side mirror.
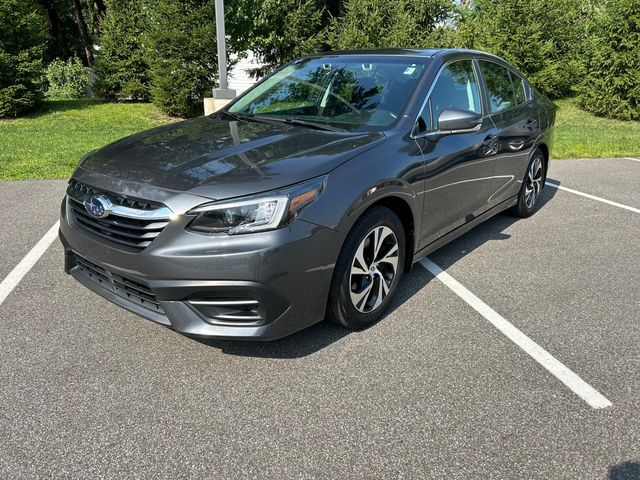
[437,108,482,132]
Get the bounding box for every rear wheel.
[327,206,405,330]
[512,149,546,217]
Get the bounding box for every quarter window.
[480,61,516,113]
[511,73,527,105]
[427,60,482,130]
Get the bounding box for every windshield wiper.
[256,116,345,132]
[222,111,278,126]
[224,111,345,132]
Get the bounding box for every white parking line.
[419,257,612,410]
[546,182,640,215]
[623,157,640,163]
[0,221,59,306]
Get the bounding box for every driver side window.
[419,60,482,132]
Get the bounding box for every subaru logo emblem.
[84,195,111,219]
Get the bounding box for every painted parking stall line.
[0,221,59,306]
[546,182,640,215]
[419,257,612,410]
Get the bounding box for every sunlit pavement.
[1,157,639,479]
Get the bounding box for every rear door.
[478,60,541,207]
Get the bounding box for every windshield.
[227,56,429,130]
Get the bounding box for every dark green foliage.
[578,0,640,120]
[240,0,324,77]
[0,0,47,117]
[94,0,151,101]
[144,0,219,117]
[327,0,453,50]
[46,57,88,98]
[457,0,587,98]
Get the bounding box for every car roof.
[310,48,503,60]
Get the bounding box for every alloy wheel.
[349,226,399,313]
[524,156,543,209]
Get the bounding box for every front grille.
[72,253,164,314]
[67,179,170,251]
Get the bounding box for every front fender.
[299,140,424,238]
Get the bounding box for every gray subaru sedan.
[59,48,555,340]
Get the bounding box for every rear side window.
[428,60,482,129]
[511,73,527,105]
[480,61,516,113]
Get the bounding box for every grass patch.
[553,97,640,159]
[0,100,176,180]
[1,97,639,180]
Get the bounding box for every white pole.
[215,0,228,90]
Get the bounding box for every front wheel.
[512,150,546,218]
[327,206,405,330]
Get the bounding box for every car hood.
[76,115,385,203]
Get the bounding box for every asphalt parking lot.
[1,157,639,479]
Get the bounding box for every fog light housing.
[189,299,263,324]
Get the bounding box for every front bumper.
[60,197,345,340]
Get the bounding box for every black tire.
[326,206,406,330]
[512,148,546,218]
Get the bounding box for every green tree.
[94,0,151,101]
[327,0,453,50]
[0,0,47,117]
[578,0,640,120]
[239,0,324,77]
[144,0,220,117]
[456,0,587,98]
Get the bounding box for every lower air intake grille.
[73,253,164,314]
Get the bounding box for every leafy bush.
[457,0,587,98]
[578,0,640,120]
[94,0,151,101]
[0,0,46,117]
[46,57,89,99]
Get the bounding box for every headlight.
[187,176,326,235]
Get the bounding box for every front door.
[415,59,499,249]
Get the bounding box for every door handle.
[508,139,525,151]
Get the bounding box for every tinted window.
[229,57,427,129]
[480,61,516,113]
[511,72,527,105]
[428,60,482,129]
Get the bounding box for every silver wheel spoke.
[350,282,373,310]
[372,227,381,260]
[371,275,385,310]
[352,240,369,275]
[377,242,399,271]
[380,273,390,296]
